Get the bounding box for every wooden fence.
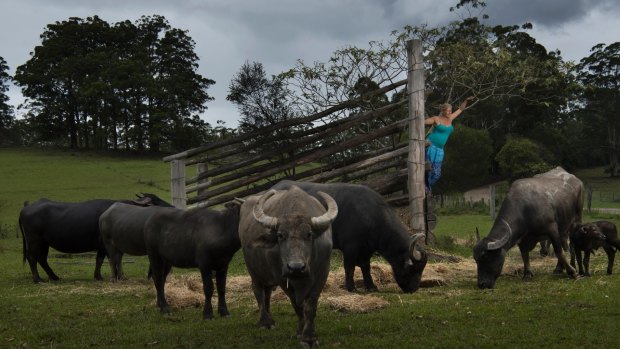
[163,40,427,233]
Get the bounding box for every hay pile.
[154,253,561,312]
[157,262,458,313]
[325,294,389,313]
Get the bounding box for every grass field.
[2,148,620,348]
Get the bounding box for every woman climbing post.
[424,96,475,195]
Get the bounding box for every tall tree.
[0,56,14,144]
[576,42,620,176]
[227,61,304,173]
[14,15,215,152]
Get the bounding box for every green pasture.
[2,148,620,348]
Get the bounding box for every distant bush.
[496,136,553,182]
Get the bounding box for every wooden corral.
[163,40,427,229]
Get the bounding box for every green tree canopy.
[13,15,215,152]
[0,56,14,144]
[495,136,553,182]
[576,42,620,176]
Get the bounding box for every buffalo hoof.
[522,270,534,279]
[219,310,230,317]
[259,320,275,329]
[607,270,613,275]
[365,285,379,292]
[300,338,318,348]
[159,306,171,315]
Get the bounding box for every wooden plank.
[186,101,406,186]
[187,119,408,204]
[162,79,407,162]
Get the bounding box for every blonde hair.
[439,103,452,115]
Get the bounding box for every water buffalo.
[239,186,337,347]
[271,180,427,293]
[473,167,582,289]
[99,195,174,280]
[570,221,620,276]
[144,200,242,319]
[18,194,161,283]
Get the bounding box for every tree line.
[1,1,620,190]
[0,15,235,152]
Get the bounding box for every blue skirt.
[425,145,444,193]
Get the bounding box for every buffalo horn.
[253,190,278,229]
[409,233,425,261]
[486,232,510,250]
[310,192,339,231]
[475,227,480,242]
[133,194,152,206]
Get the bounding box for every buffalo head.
[573,223,606,250]
[473,231,510,289]
[392,233,427,293]
[253,189,338,279]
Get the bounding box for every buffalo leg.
[282,284,304,336]
[94,248,106,281]
[539,240,550,257]
[37,246,60,282]
[252,283,274,328]
[150,256,170,314]
[200,268,215,320]
[107,247,124,281]
[215,267,230,317]
[569,242,576,269]
[518,246,534,279]
[548,224,577,278]
[25,241,45,283]
[360,260,378,292]
[583,251,592,276]
[574,248,585,275]
[342,250,358,292]
[300,296,319,346]
[603,245,616,275]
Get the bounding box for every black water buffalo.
[239,186,338,347]
[18,194,159,283]
[271,180,427,293]
[570,221,620,276]
[99,194,174,280]
[473,167,583,289]
[144,200,242,319]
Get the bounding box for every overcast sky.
[1,0,619,127]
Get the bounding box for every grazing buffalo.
[239,186,337,347]
[271,180,427,293]
[144,200,243,319]
[570,221,620,276]
[18,195,160,283]
[473,167,583,289]
[99,194,174,280]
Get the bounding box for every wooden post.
[197,163,209,198]
[171,160,187,209]
[489,184,496,220]
[407,39,426,236]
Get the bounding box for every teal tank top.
[426,124,454,149]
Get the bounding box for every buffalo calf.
[570,221,620,276]
[144,201,242,319]
[99,194,173,280]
